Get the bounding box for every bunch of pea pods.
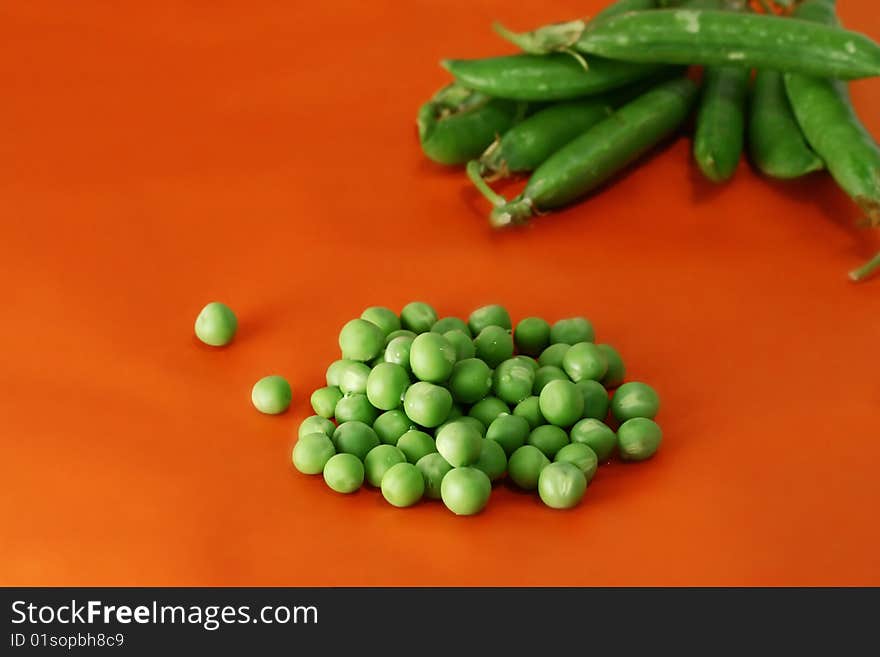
[418,0,880,281]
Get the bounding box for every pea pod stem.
[849,252,880,282]
[466,160,508,207]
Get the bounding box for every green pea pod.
[693,66,749,182]
[749,70,824,179]
[417,83,526,166]
[469,78,699,227]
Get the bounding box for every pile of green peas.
[292,302,663,515]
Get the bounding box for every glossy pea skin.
[403,382,453,428]
[570,418,618,461]
[493,358,536,405]
[381,462,425,507]
[373,410,413,445]
[555,443,598,483]
[417,453,454,499]
[514,317,551,357]
[194,301,237,347]
[310,386,343,419]
[473,326,514,368]
[400,302,438,334]
[441,467,492,516]
[550,317,595,345]
[332,421,380,461]
[513,355,539,374]
[384,336,414,372]
[435,420,483,467]
[611,382,660,422]
[598,344,626,388]
[539,379,584,427]
[251,376,292,415]
[338,361,371,395]
[323,453,364,494]
[693,65,749,182]
[298,415,336,439]
[527,424,570,459]
[326,359,354,387]
[366,363,409,411]
[397,430,437,464]
[486,414,530,456]
[334,393,379,425]
[364,444,407,487]
[618,417,663,461]
[439,414,486,438]
[468,397,510,429]
[474,438,508,482]
[508,445,550,490]
[538,343,570,368]
[444,329,476,361]
[292,433,337,475]
[562,342,608,382]
[386,329,417,344]
[432,316,471,336]
[409,333,457,383]
[468,304,512,334]
[532,365,568,395]
[538,462,587,509]
[448,358,493,404]
[575,380,611,420]
[338,318,385,362]
[360,306,400,337]
[513,396,545,429]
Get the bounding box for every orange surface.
[2,0,879,587]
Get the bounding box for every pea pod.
[469,78,699,227]
[417,83,526,165]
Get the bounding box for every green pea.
[416,453,454,500]
[492,358,535,405]
[574,380,610,421]
[513,355,539,374]
[194,301,237,347]
[448,358,492,404]
[310,386,342,418]
[514,317,551,356]
[403,382,453,428]
[326,359,354,387]
[443,329,476,361]
[562,342,608,382]
[251,375,292,415]
[365,362,409,411]
[486,414,530,456]
[292,432,336,475]
[468,396,510,429]
[386,329,417,344]
[439,414,485,437]
[555,443,598,482]
[539,379,584,427]
[400,301,438,333]
[538,343,570,368]
[373,410,413,445]
[513,396,545,430]
[338,361,371,395]
[473,438,507,482]
[468,304,512,334]
[298,415,335,439]
[570,418,617,461]
[323,453,364,494]
[397,429,437,463]
[363,444,407,487]
[441,467,492,516]
[432,316,470,335]
[533,365,568,394]
[332,421,380,461]
[473,325,514,368]
[381,462,425,507]
[384,336,414,371]
[618,417,662,461]
[507,445,550,490]
[338,318,385,362]
[611,382,660,422]
[598,344,626,388]
[334,393,379,425]
[360,306,400,337]
[447,404,465,422]
[369,353,386,368]
[435,420,483,467]
[409,332,457,383]
[527,424,569,459]
[538,461,586,509]
[550,317,595,345]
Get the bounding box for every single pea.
[513,396,545,429]
[514,316,551,357]
[574,379,610,421]
[447,404,464,421]
[618,417,662,461]
[386,329,417,344]
[326,359,355,387]
[438,414,485,437]
[323,453,364,494]
[527,424,569,459]
[473,438,507,482]
[443,329,476,361]
[363,444,407,487]
[403,381,453,428]
[410,332,457,383]
[298,415,335,439]
[397,429,437,463]
[468,396,510,429]
[194,301,238,347]
[400,301,438,333]
[562,342,608,382]
[597,344,626,388]
[338,361,371,395]
[334,393,379,425]
[493,358,535,405]
[486,414,530,456]
[533,365,568,395]
[360,306,400,337]
[468,304,512,334]
[251,375,292,415]
[310,386,343,419]
[550,317,595,345]
[332,421,380,461]
[381,462,425,507]
[538,462,586,509]
[507,445,550,490]
[570,418,617,461]
[373,409,413,445]
[512,355,539,374]
[292,432,336,475]
[611,382,660,422]
[338,318,385,362]
[366,362,409,411]
[416,453,453,499]
[538,343,570,368]
[440,467,492,516]
[555,443,598,482]
[435,420,483,467]
[473,325,514,368]
[432,316,470,335]
[384,336,414,371]
[539,379,584,427]
[448,358,492,404]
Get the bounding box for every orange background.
[2,0,879,586]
